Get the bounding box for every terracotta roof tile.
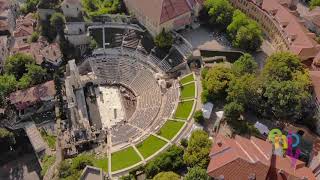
[207,134,316,180]
[9,81,56,110]
[261,0,320,59]
[125,0,191,25]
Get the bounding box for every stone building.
[61,0,82,18]
[229,0,320,67]
[0,0,18,36]
[124,0,204,36]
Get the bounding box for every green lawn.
[157,120,185,140]
[180,74,194,85]
[93,157,108,173]
[111,147,141,172]
[136,135,167,158]
[180,83,195,100]
[174,100,194,120]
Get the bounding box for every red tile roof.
[12,40,62,65]
[9,80,56,110]
[125,0,192,25]
[268,155,316,180]
[260,0,320,61]
[160,0,191,24]
[207,134,316,180]
[207,135,272,180]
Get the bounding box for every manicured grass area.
[157,120,185,140]
[93,157,108,173]
[111,147,141,171]
[174,100,194,120]
[136,135,167,158]
[180,82,195,100]
[180,74,194,85]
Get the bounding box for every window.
[66,4,69,8]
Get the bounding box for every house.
[0,35,9,72]
[13,13,36,44]
[304,7,320,36]
[124,0,204,36]
[0,0,18,36]
[12,39,63,68]
[61,0,82,18]
[207,134,316,180]
[9,80,56,111]
[229,0,320,68]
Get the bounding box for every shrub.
[194,110,204,123]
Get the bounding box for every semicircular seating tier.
[86,51,180,147]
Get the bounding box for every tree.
[20,0,40,14]
[153,172,180,180]
[26,64,47,85]
[18,75,32,89]
[263,78,311,120]
[227,10,248,39]
[184,130,212,168]
[0,74,17,96]
[29,32,39,43]
[262,52,302,82]
[194,110,204,123]
[232,53,258,76]
[227,74,260,108]
[82,0,122,17]
[224,102,244,121]
[71,154,94,170]
[40,16,57,42]
[50,12,65,36]
[58,161,73,178]
[185,166,209,180]
[38,0,60,9]
[310,0,320,9]
[202,63,234,102]
[260,52,312,120]
[205,0,234,28]
[5,53,35,79]
[145,145,184,178]
[180,138,188,148]
[233,22,263,51]
[227,10,263,51]
[154,29,173,50]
